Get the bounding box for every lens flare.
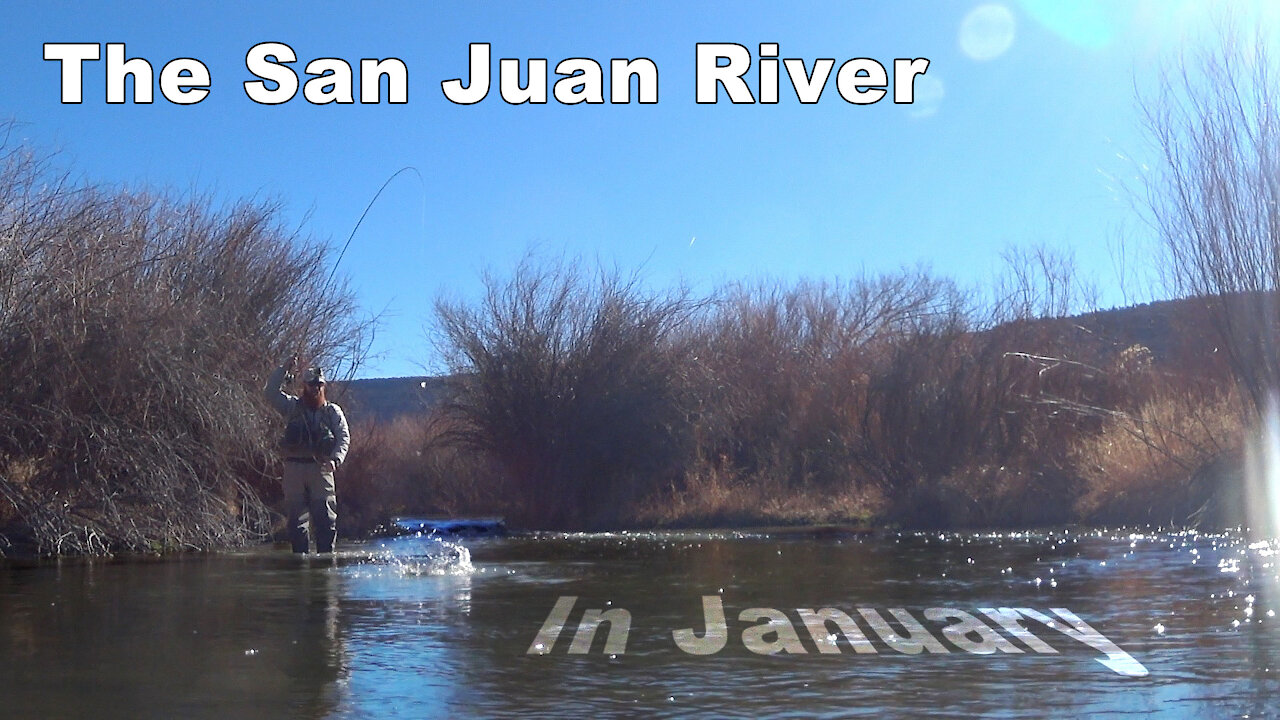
[1245,395,1280,544]
[959,4,1017,61]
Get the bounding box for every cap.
[304,367,327,385]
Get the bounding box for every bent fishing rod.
[288,165,426,383]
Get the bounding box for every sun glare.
[1018,0,1280,57]
[1019,0,1118,49]
[1245,395,1280,544]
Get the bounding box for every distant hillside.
[1071,297,1210,360]
[332,375,453,423]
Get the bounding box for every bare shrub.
[1141,25,1280,416]
[427,246,1202,530]
[435,255,698,529]
[674,251,1155,528]
[680,269,1101,507]
[681,272,961,491]
[0,142,368,555]
[994,243,1098,321]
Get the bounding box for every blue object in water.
[390,517,506,537]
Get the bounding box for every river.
[0,527,1276,718]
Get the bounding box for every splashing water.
[347,533,474,577]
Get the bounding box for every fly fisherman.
[265,356,350,554]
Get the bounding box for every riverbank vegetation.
[0,162,1253,553]
[0,143,370,555]
[328,256,1240,534]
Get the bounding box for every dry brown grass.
[629,468,886,529]
[1072,387,1243,523]
[337,376,1251,532]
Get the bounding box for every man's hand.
[321,459,337,473]
[285,354,299,371]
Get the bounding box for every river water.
[0,527,1277,719]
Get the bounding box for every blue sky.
[2,1,1273,377]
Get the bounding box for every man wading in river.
[265,356,350,554]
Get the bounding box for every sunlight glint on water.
[2,528,1279,718]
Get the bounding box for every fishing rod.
[323,165,425,295]
[289,165,426,384]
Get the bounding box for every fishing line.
[298,165,428,378]
[323,165,426,294]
